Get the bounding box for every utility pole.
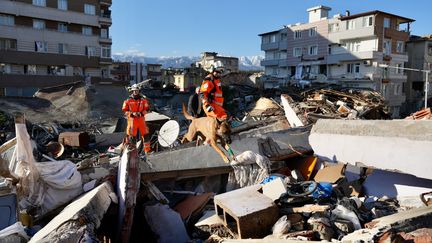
[379,64,431,109]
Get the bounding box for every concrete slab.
[142,126,311,180]
[117,147,140,243]
[214,184,278,239]
[29,182,114,243]
[309,120,432,180]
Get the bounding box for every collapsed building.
[0,82,432,243]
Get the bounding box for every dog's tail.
[182,103,195,120]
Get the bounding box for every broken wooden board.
[29,182,115,243]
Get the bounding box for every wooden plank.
[141,166,233,181]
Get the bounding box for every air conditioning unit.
[364,60,372,66]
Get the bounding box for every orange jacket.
[122,95,149,119]
[199,74,224,108]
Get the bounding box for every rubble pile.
[0,87,431,243]
[284,88,391,125]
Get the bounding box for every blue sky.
[111,0,431,57]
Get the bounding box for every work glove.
[205,105,214,112]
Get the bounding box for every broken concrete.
[29,182,115,243]
[309,119,432,180]
[214,184,278,239]
[142,126,311,180]
[262,177,286,201]
[342,206,432,242]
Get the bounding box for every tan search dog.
[181,104,234,163]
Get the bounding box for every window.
[262,35,270,44]
[35,41,47,52]
[394,84,400,95]
[84,4,96,15]
[279,51,287,59]
[101,45,111,58]
[86,46,96,57]
[308,45,318,55]
[362,16,373,27]
[329,23,339,32]
[309,27,317,37]
[293,47,302,57]
[270,34,276,43]
[346,20,355,30]
[428,46,432,56]
[33,19,45,29]
[100,29,108,38]
[58,23,67,32]
[294,30,302,39]
[58,0,67,10]
[25,65,37,75]
[0,64,11,74]
[383,39,391,55]
[58,43,67,54]
[396,63,403,74]
[384,18,390,28]
[0,15,14,26]
[396,41,404,53]
[82,26,92,35]
[0,39,17,50]
[347,63,360,73]
[280,33,287,40]
[32,0,46,7]
[345,41,361,52]
[265,51,275,60]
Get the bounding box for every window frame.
[82,26,93,36]
[101,45,111,58]
[293,47,302,57]
[84,4,96,15]
[35,41,48,52]
[32,0,46,7]
[346,20,356,30]
[58,23,68,33]
[384,17,391,28]
[0,15,14,26]
[33,19,46,30]
[57,0,67,10]
[58,43,68,54]
[309,27,317,37]
[308,45,318,56]
[294,30,302,39]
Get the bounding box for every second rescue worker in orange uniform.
[199,61,227,120]
[122,84,151,153]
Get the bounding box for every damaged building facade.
[0,0,113,96]
[259,6,414,117]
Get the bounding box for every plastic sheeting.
[10,123,82,218]
[226,151,270,191]
[144,203,190,243]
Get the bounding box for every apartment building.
[404,35,432,113]
[145,64,162,82]
[0,0,112,96]
[111,61,130,82]
[173,66,206,92]
[259,6,414,117]
[196,52,239,73]
[328,11,413,117]
[259,6,332,84]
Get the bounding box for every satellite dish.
[158,120,180,147]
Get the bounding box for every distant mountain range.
[112,53,264,71]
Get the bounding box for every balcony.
[99,57,112,65]
[100,0,112,6]
[260,59,279,66]
[327,51,379,64]
[261,42,279,51]
[99,36,112,44]
[328,26,375,42]
[99,13,112,26]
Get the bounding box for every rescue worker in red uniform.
[122,84,151,153]
[199,61,227,120]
